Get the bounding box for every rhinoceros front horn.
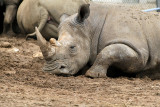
[35,27,55,60]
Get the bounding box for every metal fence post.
[157,0,160,12]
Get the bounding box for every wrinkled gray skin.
[17,0,90,40]
[3,0,22,35]
[35,3,160,78]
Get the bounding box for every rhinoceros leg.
[86,44,145,78]
[3,5,17,36]
[41,23,58,40]
[26,7,48,39]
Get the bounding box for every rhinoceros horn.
[35,27,55,60]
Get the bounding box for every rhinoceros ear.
[60,14,69,23]
[76,4,90,23]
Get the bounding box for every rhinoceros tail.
[26,7,49,40]
[26,32,36,40]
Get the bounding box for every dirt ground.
[0,34,160,107]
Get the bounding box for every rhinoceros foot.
[5,31,16,37]
[85,65,107,78]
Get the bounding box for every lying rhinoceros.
[35,3,160,78]
[17,0,90,40]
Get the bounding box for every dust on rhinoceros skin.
[35,2,160,78]
[17,0,90,40]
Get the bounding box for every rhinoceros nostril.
[59,65,66,69]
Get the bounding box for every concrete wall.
[92,0,156,3]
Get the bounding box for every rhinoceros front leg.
[86,44,144,78]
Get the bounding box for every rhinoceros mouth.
[42,60,59,72]
[43,68,75,76]
[42,61,75,75]
[43,64,58,72]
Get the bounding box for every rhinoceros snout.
[43,58,75,75]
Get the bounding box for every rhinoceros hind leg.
[26,7,49,40]
[41,23,58,40]
[3,5,17,36]
[3,24,16,36]
[86,44,145,78]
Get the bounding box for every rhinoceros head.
[36,4,91,75]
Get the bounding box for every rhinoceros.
[0,0,5,34]
[17,0,90,40]
[3,0,22,35]
[35,3,160,78]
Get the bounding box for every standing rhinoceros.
[3,0,22,35]
[17,0,90,40]
[35,3,160,78]
[0,0,5,34]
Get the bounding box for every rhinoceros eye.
[70,46,76,49]
[69,45,77,54]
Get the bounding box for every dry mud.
[0,34,160,107]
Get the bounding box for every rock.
[0,42,12,48]
[12,47,19,52]
[33,52,43,59]
[4,71,16,75]
[7,47,20,53]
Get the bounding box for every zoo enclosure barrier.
[91,0,160,11]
